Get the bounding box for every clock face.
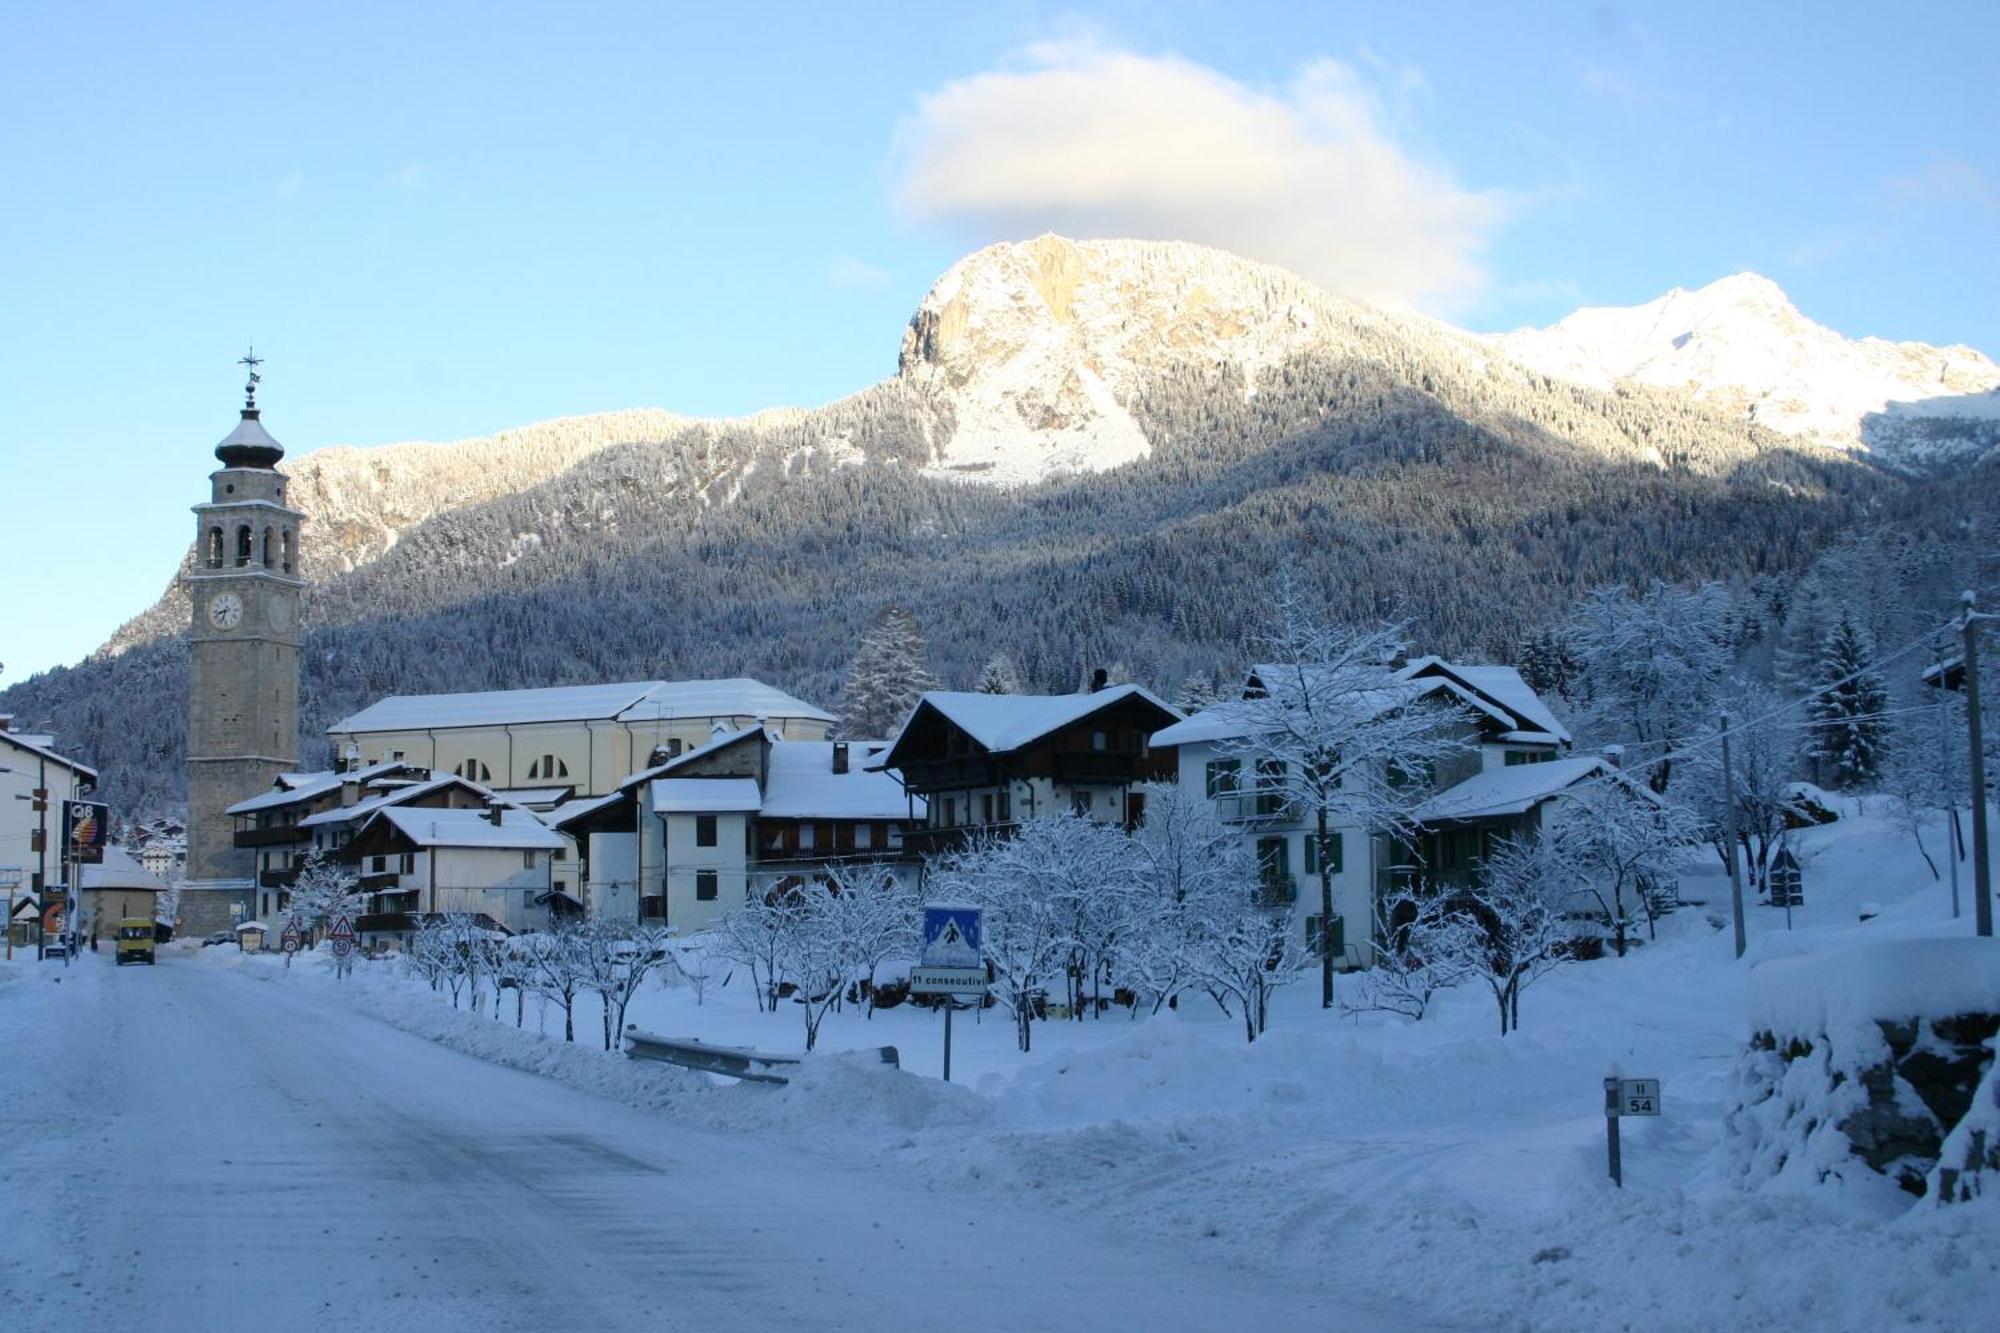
[208,592,244,630]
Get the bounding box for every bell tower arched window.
[281,529,295,575]
[206,526,224,569]
[262,526,274,567]
[235,525,252,567]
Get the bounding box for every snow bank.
[1750,939,2000,1042]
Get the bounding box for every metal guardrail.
[622,1026,899,1084]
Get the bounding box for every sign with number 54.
[1618,1079,1662,1116]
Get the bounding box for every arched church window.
[235,525,252,567]
[455,759,492,783]
[262,527,274,567]
[206,527,223,569]
[281,529,295,574]
[526,755,569,781]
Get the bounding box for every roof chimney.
[0,714,12,732]
[1090,667,1109,693]
[341,741,361,774]
[486,804,504,826]
[832,741,850,775]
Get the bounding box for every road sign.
[329,913,356,959]
[909,964,987,995]
[0,867,21,889]
[921,904,982,966]
[1616,1079,1662,1116]
[280,928,301,954]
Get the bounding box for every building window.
[1504,750,1555,767]
[262,526,274,566]
[399,853,415,874]
[1072,791,1091,817]
[206,526,223,569]
[696,869,718,901]
[523,850,537,869]
[798,823,815,850]
[281,529,294,574]
[1303,831,1343,876]
[455,759,492,782]
[695,815,717,847]
[855,823,873,850]
[371,855,386,873]
[1256,836,1290,897]
[1091,729,1108,752]
[526,755,569,781]
[940,798,955,828]
[1304,915,1344,958]
[998,788,1012,821]
[980,792,994,824]
[1205,758,1240,798]
[1254,758,1288,815]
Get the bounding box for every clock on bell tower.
[185,350,306,885]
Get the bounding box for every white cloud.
[890,38,1502,312]
[827,256,891,290]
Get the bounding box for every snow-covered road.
[0,953,1396,1332]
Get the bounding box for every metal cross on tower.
[238,346,264,410]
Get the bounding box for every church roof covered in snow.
[328,678,834,734]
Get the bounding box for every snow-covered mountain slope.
[896,235,1410,482]
[1495,273,2000,463]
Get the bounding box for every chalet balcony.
[899,822,1022,857]
[1254,878,1297,908]
[258,865,302,890]
[897,756,1001,792]
[234,823,304,849]
[358,870,401,892]
[1049,751,1150,783]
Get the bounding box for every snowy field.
[4,799,1997,1330]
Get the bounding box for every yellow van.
[115,919,157,966]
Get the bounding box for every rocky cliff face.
[1496,273,2000,464]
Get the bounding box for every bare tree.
[1218,577,1470,1008]
[668,935,724,1006]
[1344,888,1476,1022]
[1563,581,1732,793]
[1536,777,1703,956]
[1681,682,1808,900]
[714,895,787,1012]
[1452,835,1573,1035]
[927,813,1133,1052]
[525,923,588,1043]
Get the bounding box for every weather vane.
[239,345,264,410]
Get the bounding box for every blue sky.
[3,1,1996,687]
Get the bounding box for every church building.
[182,354,305,935]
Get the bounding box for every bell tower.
[185,351,306,885]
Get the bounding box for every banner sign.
[62,800,111,865]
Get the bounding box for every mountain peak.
[1495,273,1999,454]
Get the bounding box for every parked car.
[202,930,233,947]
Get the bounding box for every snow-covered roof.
[0,729,97,783]
[295,774,484,829]
[1412,757,1613,823]
[328,677,834,733]
[367,807,566,851]
[546,793,623,829]
[234,919,271,932]
[761,742,917,820]
[81,846,168,893]
[896,686,1181,757]
[653,727,766,774]
[1399,658,1571,744]
[486,786,572,807]
[648,777,763,814]
[1150,677,1439,748]
[225,761,418,816]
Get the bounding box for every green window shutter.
[1328,831,1343,873]
[1303,834,1316,876]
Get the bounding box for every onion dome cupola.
[214,347,286,468]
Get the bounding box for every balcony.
[899,822,1022,857]
[358,870,401,892]
[897,756,1000,792]
[234,823,304,849]
[1255,878,1297,908]
[1214,792,1298,825]
[1050,751,1150,783]
[259,865,302,890]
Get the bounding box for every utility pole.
[1963,593,1991,938]
[1939,676,1961,919]
[1721,711,1747,959]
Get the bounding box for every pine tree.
[838,607,939,739]
[976,653,1022,695]
[1806,612,1890,789]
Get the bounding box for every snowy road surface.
[0,954,1409,1332]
